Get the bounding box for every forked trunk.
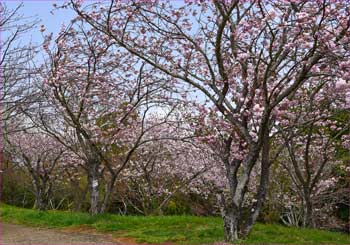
[243,130,271,236]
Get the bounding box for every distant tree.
[5,132,65,210]
[121,124,221,215]
[31,21,180,214]
[276,76,350,227]
[0,2,39,201]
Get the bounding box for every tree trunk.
[100,175,117,213]
[243,127,271,236]
[302,191,314,228]
[218,118,269,242]
[222,204,240,242]
[34,188,44,210]
[88,160,100,215]
[219,142,261,242]
[218,191,241,242]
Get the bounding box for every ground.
[1,204,349,244]
[0,222,121,244]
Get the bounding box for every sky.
[2,1,77,45]
[1,1,188,45]
[1,0,206,103]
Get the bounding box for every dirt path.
[0,222,123,244]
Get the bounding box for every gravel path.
[0,222,122,244]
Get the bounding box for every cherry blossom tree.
[120,124,222,215]
[69,0,350,240]
[31,19,181,214]
[275,74,350,227]
[4,132,65,210]
[0,3,40,134]
[0,3,39,201]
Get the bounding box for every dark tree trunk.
[243,126,271,236]
[220,119,271,242]
[219,139,241,242]
[100,175,117,213]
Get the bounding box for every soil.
[0,222,123,244]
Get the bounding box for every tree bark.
[243,124,271,236]
[221,200,240,242]
[100,174,117,213]
[302,190,315,228]
[218,189,241,242]
[34,188,44,210]
[219,139,261,242]
[88,159,100,215]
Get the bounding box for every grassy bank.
[0,204,349,244]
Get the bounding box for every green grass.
[0,203,349,244]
